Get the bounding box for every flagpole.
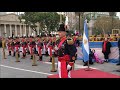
[83,16,92,71]
[84,59,92,71]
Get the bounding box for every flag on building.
[82,19,90,62]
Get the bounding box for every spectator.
[92,49,104,64]
[116,38,120,65]
[83,49,94,66]
[102,38,112,62]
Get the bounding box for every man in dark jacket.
[102,38,112,62]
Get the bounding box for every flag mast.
[83,16,92,71]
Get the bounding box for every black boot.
[83,61,88,66]
[18,53,20,58]
[24,53,26,57]
[40,56,42,61]
[9,51,11,56]
[22,53,25,59]
[75,54,77,60]
[49,57,52,62]
[13,52,15,57]
[30,55,33,59]
[116,63,120,65]
[38,56,42,61]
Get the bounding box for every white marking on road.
[43,62,99,70]
[43,62,57,65]
[0,64,53,75]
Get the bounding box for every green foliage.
[94,16,120,34]
[19,12,61,34]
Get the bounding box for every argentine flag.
[82,19,90,62]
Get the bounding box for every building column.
[20,25,22,37]
[36,23,39,35]
[33,31,36,37]
[10,24,12,37]
[0,24,1,36]
[4,24,7,37]
[29,26,31,36]
[15,25,17,37]
[24,24,26,36]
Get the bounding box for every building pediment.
[0,13,20,22]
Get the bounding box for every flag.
[82,19,90,62]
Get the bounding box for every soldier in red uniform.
[21,37,27,59]
[47,35,55,62]
[14,37,21,58]
[37,36,43,61]
[29,36,36,59]
[55,24,77,78]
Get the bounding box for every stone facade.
[0,13,35,37]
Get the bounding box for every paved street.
[0,48,120,78]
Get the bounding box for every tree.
[19,12,62,36]
[75,12,84,34]
[43,12,61,33]
[94,16,112,35]
[109,12,116,30]
[94,16,120,35]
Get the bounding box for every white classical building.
[0,13,37,37]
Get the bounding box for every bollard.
[3,48,7,59]
[2,39,7,59]
[51,55,57,72]
[15,51,20,62]
[32,54,37,66]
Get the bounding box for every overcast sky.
[6,12,120,19]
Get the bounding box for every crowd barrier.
[77,41,119,63]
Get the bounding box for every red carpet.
[47,68,120,78]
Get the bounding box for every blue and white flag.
[82,19,90,62]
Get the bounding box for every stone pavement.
[0,48,120,78]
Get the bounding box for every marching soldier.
[47,35,55,62]
[14,37,20,58]
[29,37,36,59]
[7,37,12,56]
[21,37,27,59]
[55,23,77,78]
[37,37,43,61]
[2,37,7,59]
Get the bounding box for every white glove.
[54,45,58,50]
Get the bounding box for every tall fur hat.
[58,23,66,32]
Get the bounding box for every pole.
[51,55,57,72]
[15,50,20,62]
[2,38,7,59]
[32,54,37,66]
[60,13,62,24]
[79,13,80,34]
[84,60,92,71]
[50,37,57,72]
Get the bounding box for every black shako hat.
[58,23,66,32]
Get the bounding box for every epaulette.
[67,38,74,45]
